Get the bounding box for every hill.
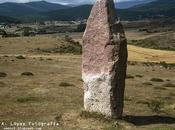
[123,0,175,20]
[40,0,175,21]
[0,1,69,17]
[116,0,155,9]
[43,5,92,21]
[1,0,175,22]
[129,32,175,51]
[0,15,20,23]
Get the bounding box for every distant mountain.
[0,1,69,17]
[42,5,92,21]
[1,0,175,22]
[126,0,175,19]
[40,0,175,21]
[116,0,155,9]
[130,0,175,11]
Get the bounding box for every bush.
[57,42,82,54]
[59,82,74,87]
[142,82,153,86]
[16,55,26,59]
[163,83,175,88]
[2,33,20,38]
[160,61,168,68]
[0,72,7,78]
[150,78,164,82]
[21,72,34,76]
[136,75,143,78]
[126,74,134,79]
[148,100,164,113]
[36,35,82,54]
[23,28,30,36]
[76,23,86,32]
[0,29,7,35]
[154,87,166,90]
[17,96,40,103]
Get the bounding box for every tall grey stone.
[82,0,128,118]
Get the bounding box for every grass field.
[0,32,175,130]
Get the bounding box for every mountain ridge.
[0,0,175,22]
[116,0,155,9]
[0,1,69,17]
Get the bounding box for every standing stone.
[82,0,128,118]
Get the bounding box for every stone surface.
[82,0,128,118]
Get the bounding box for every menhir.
[82,0,128,118]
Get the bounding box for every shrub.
[148,99,164,113]
[59,82,74,87]
[126,74,134,79]
[17,96,40,103]
[163,83,175,88]
[124,96,132,101]
[23,28,30,36]
[21,72,34,76]
[154,87,166,90]
[76,23,86,32]
[142,82,153,86]
[150,78,164,82]
[36,35,82,54]
[16,55,26,59]
[0,81,6,88]
[160,61,168,68]
[135,75,143,78]
[0,72,7,78]
[0,29,7,35]
[57,42,82,54]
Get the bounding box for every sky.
[0,0,133,5]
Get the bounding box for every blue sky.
[0,0,133,4]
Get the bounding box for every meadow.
[0,30,175,130]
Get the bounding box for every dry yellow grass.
[128,45,175,63]
[1,35,175,64]
[0,34,175,130]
